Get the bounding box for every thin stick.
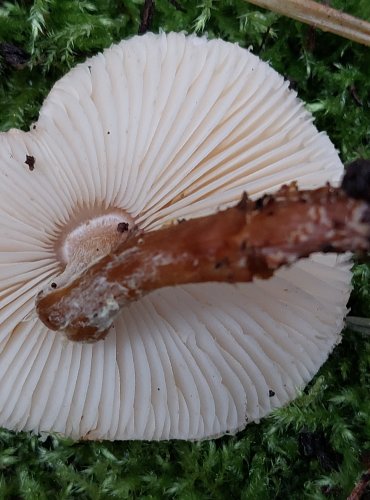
[138,0,155,35]
[36,179,370,343]
[247,0,370,46]
[347,471,370,500]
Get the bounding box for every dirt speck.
[25,155,35,171]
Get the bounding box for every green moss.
[0,0,369,498]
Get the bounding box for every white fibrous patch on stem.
[46,209,134,291]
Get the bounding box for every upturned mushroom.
[0,32,354,440]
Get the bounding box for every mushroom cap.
[0,32,350,440]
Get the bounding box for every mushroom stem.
[36,178,370,343]
[246,0,370,46]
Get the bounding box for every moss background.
[0,0,369,498]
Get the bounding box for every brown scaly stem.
[36,163,370,343]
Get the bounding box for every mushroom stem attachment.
[36,180,370,343]
[247,0,370,46]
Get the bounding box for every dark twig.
[347,471,370,500]
[306,25,316,52]
[0,42,29,69]
[258,26,272,53]
[168,0,186,12]
[349,85,363,107]
[138,0,155,35]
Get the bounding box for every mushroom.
[0,32,351,440]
